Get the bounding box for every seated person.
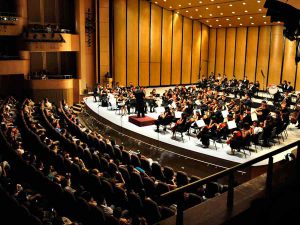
[197,126,210,148]
[226,130,243,154]
[155,107,174,132]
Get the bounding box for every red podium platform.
[128,115,156,127]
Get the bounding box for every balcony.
[0,15,24,36]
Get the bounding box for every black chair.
[173,122,191,142]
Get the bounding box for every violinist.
[117,94,127,115]
[172,113,187,135]
[155,107,174,132]
[255,101,270,122]
[197,125,210,148]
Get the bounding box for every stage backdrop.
[113,0,209,87]
[208,25,300,91]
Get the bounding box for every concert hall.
[1,0,300,225]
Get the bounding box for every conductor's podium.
[128,115,156,127]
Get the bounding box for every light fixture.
[250,16,253,19]
[155,1,158,4]
[209,13,213,16]
[277,21,281,24]
[257,0,261,2]
[199,1,202,3]
[229,4,232,7]
[209,25,212,27]
[226,18,230,21]
[232,12,235,14]
[206,20,209,22]
[245,10,248,13]
[190,16,193,18]
[188,2,191,5]
[237,17,240,20]
[186,10,189,12]
[229,24,232,26]
[217,6,221,9]
[263,15,266,18]
[216,19,219,22]
[177,11,179,14]
[220,13,223,15]
[199,15,202,17]
[251,22,254,25]
[219,25,222,27]
[169,6,172,8]
[259,8,262,11]
[206,7,209,10]
[240,23,243,26]
[195,9,198,11]
[264,21,267,24]
[164,0,166,2]
[179,4,181,7]
[243,2,246,5]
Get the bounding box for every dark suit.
[134,89,145,117]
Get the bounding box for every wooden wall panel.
[268,26,284,86]
[150,4,162,86]
[225,28,236,78]
[234,27,247,80]
[201,25,209,78]
[161,9,172,86]
[127,0,139,86]
[282,39,297,87]
[245,27,258,82]
[208,28,216,75]
[215,28,226,76]
[256,26,271,90]
[191,21,201,83]
[171,13,182,85]
[296,65,300,91]
[114,0,126,86]
[181,18,193,84]
[138,0,150,87]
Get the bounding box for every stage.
[84,91,299,167]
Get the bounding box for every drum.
[268,84,278,95]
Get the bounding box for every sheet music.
[227,120,237,130]
[251,112,258,121]
[222,110,229,118]
[175,111,183,118]
[196,119,206,127]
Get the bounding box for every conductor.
[134,86,145,117]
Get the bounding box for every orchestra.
[91,73,299,151]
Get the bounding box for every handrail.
[159,140,300,225]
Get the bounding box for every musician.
[286,81,293,93]
[134,86,145,117]
[93,84,100,102]
[254,81,260,91]
[197,125,210,148]
[147,92,158,113]
[117,93,127,115]
[242,76,249,87]
[248,82,257,98]
[256,101,270,122]
[155,107,174,132]
[171,113,187,135]
[281,80,288,91]
[281,91,292,108]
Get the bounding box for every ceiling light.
[190,16,193,18]
[206,7,209,10]
[245,10,248,13]
[240,23,243,26]
[176,11,179,14]
[209,14,213,16]
[277,21,281,24]
[259,8,262,11]
[264,22,267,24]
[199,1,202,3]
[257,0,261,2]
[219,25,222,27]
[179,4,181,7]
[232,12,235,14]
[164,0,166,2]
[217,6,220,9]
[220,13,223,15]
[186,10,189,12]
[169,6,172,8]
[188,2,191,5]
[243,2,246,5]
[211,0,214,2]
[229,4,232,7]
[251,22,254,25]
[229,24,232,26]
[199,15,202,17]
[206,20,209,23]
[155,1,158,4]
[209,25,212,27]
[195,9,198,11]
[250,16,253,19]
[237,17,240,20]
[216,19,219,22]
[226,18,230,21]
[263,15,266,18]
